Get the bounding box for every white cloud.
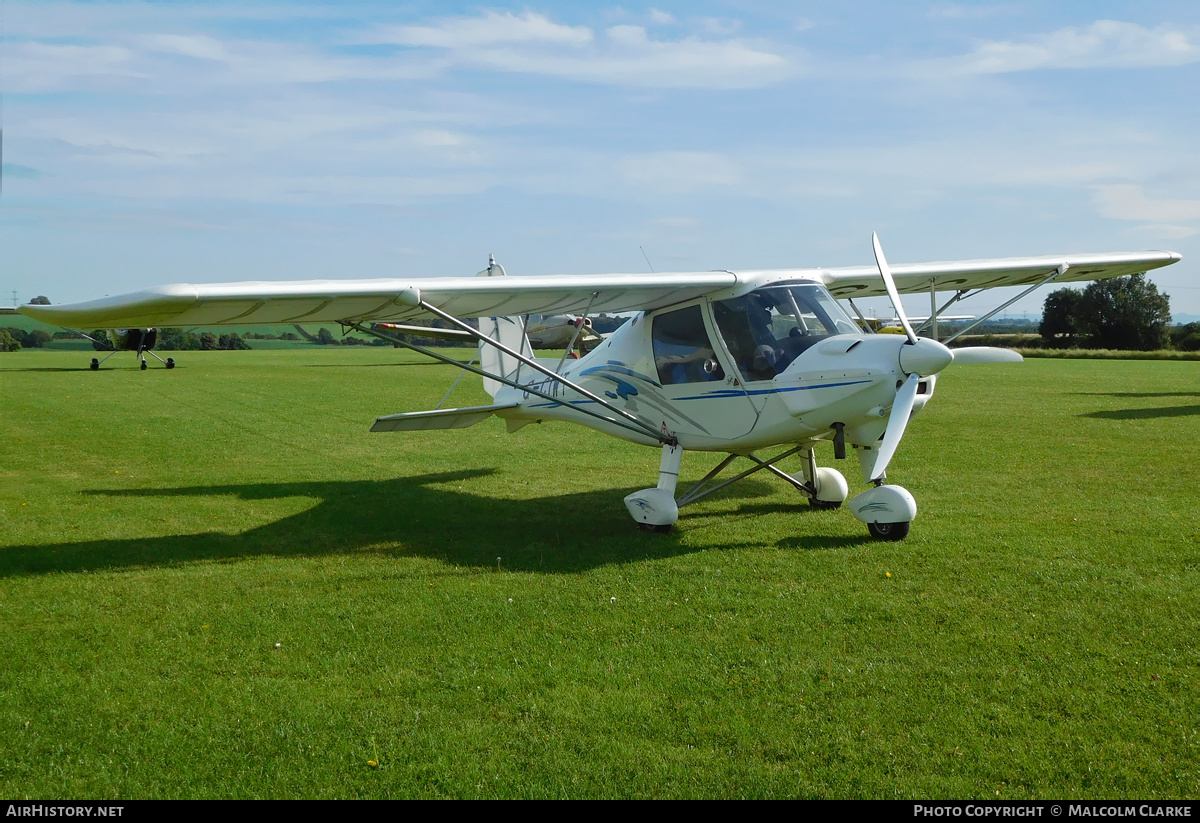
[927,4,1013,20]
[358,11,793,89]
[141,34,231,61]
[620,152,742,193]
[7,42,145,92]
[649,9,676,26]
[699,18,741,36]
[1129,224,1200,239]
[945,20,1200,74]
[371,11,593,48]
[1093,184,1200,222]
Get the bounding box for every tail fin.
[476,256,533,398]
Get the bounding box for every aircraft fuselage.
[493,279,943,479]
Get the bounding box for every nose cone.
[899,337,953,376]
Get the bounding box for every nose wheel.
[867,521,910,541]
[850,484,917,541]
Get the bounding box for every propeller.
[872,232,916,345]
[870,373,920,482]
[868,233,951,482]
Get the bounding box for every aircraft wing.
[817,251,1181,298]
[18,272,739,330]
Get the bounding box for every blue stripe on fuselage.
[674,379,872,401]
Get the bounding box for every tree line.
[1040,274,1196,351]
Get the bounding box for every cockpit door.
[642,302,759,444]
[711,282,861,414]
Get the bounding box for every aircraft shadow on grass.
[1074,390,1200,420]
[2,470,866,578]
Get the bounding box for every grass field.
[0,349,1196,799]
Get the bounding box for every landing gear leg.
[625,442,682,533]
[800,446,848,510]
[89,349,121,370]
[146,350,174,369]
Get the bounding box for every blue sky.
[4,1,1199,319]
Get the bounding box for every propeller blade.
[870,373,921,482]
[950,347,1024,364]
[872,232,917,345]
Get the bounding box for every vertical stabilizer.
[476,256,533,397]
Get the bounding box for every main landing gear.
[89,351,175,370]
[625,442,916,540]
[624,442,918,539]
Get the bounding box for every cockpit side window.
[713,284,858,381]
[652,305,724,385]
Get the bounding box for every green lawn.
[0,349,1196,798]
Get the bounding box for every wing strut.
[347,321,674,445]
[406,297,671,444]
[913,289,972,337]
[845,298,877,334]
[943,264,1068,344]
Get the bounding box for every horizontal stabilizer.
[372,322,475,342]
[370,402,518,433]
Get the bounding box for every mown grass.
[0,350,1196,799]
[1014,348,1200,361]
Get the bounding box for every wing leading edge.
[815,250,1181,298]
[18,272,741,330]
[18,249,1181,330]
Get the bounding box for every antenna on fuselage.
[640,246,655,273]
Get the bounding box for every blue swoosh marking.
[674,379,872,401]
[581,363,662,388]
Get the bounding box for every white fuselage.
[493,279,934,466]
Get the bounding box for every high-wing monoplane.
[20,238,1180,540]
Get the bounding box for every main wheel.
[638,523,673,534]
[140,359,147,370]
[90,358,99,371]
[809,497,842,511]
[166,358,175,369]
[867,521,910,541]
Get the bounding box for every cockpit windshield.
[712,283,859,381]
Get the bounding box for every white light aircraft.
[20,236,1180,540]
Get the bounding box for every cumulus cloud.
[944,20,1200,74]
